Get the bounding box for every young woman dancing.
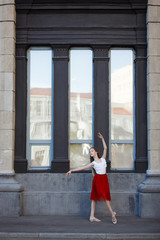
[66,132,117,224]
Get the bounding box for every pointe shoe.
[89,217,101,222]
[112,212,117,224]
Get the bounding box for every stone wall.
[16,173,145,216]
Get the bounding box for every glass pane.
[29,49,52,140]
[111,144,133,169]
[70,143,92,169]
[111,50,133,140]
[31,145,50,167]
[70,49,92,140]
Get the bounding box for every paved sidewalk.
[0,215,159,239]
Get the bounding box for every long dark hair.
[89,147,100,176]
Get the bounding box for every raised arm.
[66,162,93,176]
[98,132,107,159]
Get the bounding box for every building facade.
[0,0,160,217]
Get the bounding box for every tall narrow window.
[109,49,134,170]
[27,48,53,169]
[70,49,93,169]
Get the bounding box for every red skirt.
[90,174,111,201]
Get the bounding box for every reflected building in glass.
[30,88,51,166]
[69,49,93,169]
[27,48,52,168]
[29,87,93,168]
[70,92,92,140]
[111,64,133,140]
[70,92,92,168]
[30,88,51,140]
[110,50,134,170]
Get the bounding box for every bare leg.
[105,200,114,215]
[105,201,117,224]
[90,200,96,218]
[89,200,101,222]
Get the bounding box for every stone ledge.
[138,184,160,193]
[0,232,159,240]
[0,174,23,192]
[16,173,145,192]
[147,170,160,176]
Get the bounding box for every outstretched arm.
[98,132,107,159]
[66,162,93,176]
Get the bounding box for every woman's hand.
[66,170,72,176]
[98,132,104,139]
[98,132,107,159]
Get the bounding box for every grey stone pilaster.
[138,0,160,218]
[0,0,23,216]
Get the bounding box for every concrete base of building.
[0,174,23,216]
[16,173,145,216]
[138,173,160,218]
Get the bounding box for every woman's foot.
[89,216,101,222]
[112,212,117,224]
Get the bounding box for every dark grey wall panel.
[16,10,146,45]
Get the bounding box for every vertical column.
[14,45,28,173]
[135,46,148,172]
[0,0,23,216]
[51,47,69,172]
[0,0,15,174]
[93,47,110,170]
[147,0,160,176]
[138,0,160,218]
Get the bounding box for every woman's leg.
[90,200,96,218]
[105,200,114,215]
[105,200,117,223]
[89,200,101,222]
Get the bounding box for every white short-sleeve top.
[92,158,107,175]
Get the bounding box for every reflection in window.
[70,144,92,168]
[111,144,133,169]
[31,145,50,167]
[70,49,93,168]
[110,49,134,170]
[27,48,52,168]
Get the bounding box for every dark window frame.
[15,0,147,173]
